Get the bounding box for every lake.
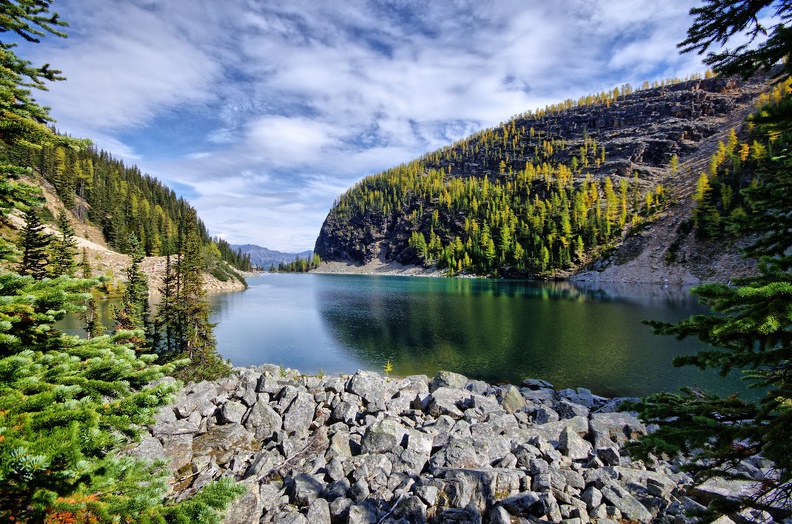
[207,274,742,398]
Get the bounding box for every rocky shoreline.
[134,367,776,524]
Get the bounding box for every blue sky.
[27,0,709,252]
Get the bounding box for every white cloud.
[28,0,707,251]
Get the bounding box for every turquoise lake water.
[205,274,744,398]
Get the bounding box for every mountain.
[231,244,312,269]
[314,74,770,282]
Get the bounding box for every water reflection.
[60,274,747,398]
[308,274,741,397]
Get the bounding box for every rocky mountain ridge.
[314,75,769,283]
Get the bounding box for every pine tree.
[631,2,792,517]
[48,209,77,276]
[114,234,150,348]
[17,206,50,279]
[0,2,240,520]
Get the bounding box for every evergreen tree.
[0,3,241,520]
[631,2,792,517]
[114,234,150,349]
[17,206,50,279]
[48,209,76,276]
[157,214,229,381]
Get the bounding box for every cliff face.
[314,76,768,281]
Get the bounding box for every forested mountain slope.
[4,139,251,271]
[315,75,769,280]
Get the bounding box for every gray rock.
[556,399,590,419]
[129,436,166,463]
[259,481,284,514]
[361,418,407,454]
[581,486,602,509]
[326,478,351,501]
[193,423,257,466]
[347,370,388,409]
[501,491,541,514]
[600,480,653,523]
[176,381,218,418]
[283,391,316,436]
[306,498,331,524]
[220,480,261,524]
[326,427,353,459]
[289,472,324,505]
[534,406,560,424]
[488,506,512,524]
[522,378,554,390]
[559,426,593,460]
[244,401,282,440]
[332,400,359,425]
[329,496,352,520]
[272,512,308,524]
[161,433,193,472]
[693,477,762,504]
[589,412,646,450]
[243,448,281,479]
[532,492,562,522]
[220,400,247,425]
[349,479,370,502]
[522,388,555,403]
[430,370,469,391]
[391,495,428,523]
[500,385,527,414]
[347,503,377,524]
[427,387,471,419]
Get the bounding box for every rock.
[693,477,762,504]
[589,412,646,450]
[559,426,593,460]
[347,370,388,409]
[220,480,261,524]
[175,381,218,418]
[283,391,316,436]
[500,385,526,414]
[534,406,560,424]
[161,433,193,472]
[391,495,428,523]
[332,400,359,425]
[244,401,282,440]
[556,398,590,419]
[272,512,308,524]
[361,418,408,454]
[430,370,469,391]
[193,424,257,466]
[129,436,166,463]
[522,378,554,390]
[501,491,541,514]
[427,387,471,419]
[347,502,377,524]
[289,472,324,505]
[306,497,331,524]
[581,486,602,509]
[329,496,353,520]
[220,400,247,425]
[600,480,653,523]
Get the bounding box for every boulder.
[427,387,471,419]
[361,418,407,454]
[500,385,526,414]
[600,480,653,523]
[243,400,282,440]
[283,391,316,436]
[430,370,468,392]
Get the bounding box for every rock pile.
[132,367,767,524]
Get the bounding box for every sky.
[25,0,710,252]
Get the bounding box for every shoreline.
[137,366,776,524]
